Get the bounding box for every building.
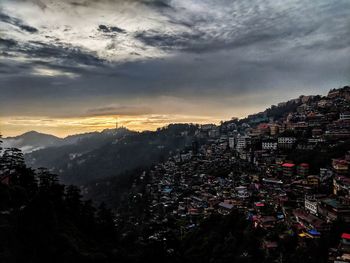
[282,163,295,176]
[333,176,350,196]
[305,196,318,215]
[340,112,350,121]
[208,129,220,138]
[269,124,280,136]
[236,135,250,152]
[262,141,278,151]
[278,137,296,149]
[200,124,216,131]
[318,198,350,223]
[307,175,320,188]
[312,128,323,137]
[332,159,349,174]
[180,152,192,162]
[293,209,330,232]
[257,123,270,135]
[298,163,310,177]
[320,168,333,182]
[228,137,235,149]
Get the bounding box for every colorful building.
[282,163,295,176]
[298,163,310,177]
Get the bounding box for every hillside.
[2,131,62,153]
[25,124,198,184]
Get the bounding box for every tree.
[97,202,115,238]
[1,148,25,184]
[37,167,58,191]
[65,185,82,219]
[0,133,2,154]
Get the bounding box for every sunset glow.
[0,114,228,137]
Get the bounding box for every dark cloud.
[98,25,126,34]
[0,0,349,123]
[0,38,17,48]
[27,41,103,65]
[143,0,171,9]
[1,39,103,67]
[69,1,88,7]
[0,12,38,33]
[32,0,172,8]
[86,105,152,116]
[135,1,350,54]
[135,30,203,51]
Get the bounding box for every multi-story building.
[340,112,350,121]
[305,196,318,215]
[236,135,250,152]
[269,124,280,136]
[307,175,320,188]
[293,209,330,233]
[257,123,270,135]
[332,159,349,174]
[297,163,310,177]
[278,137,296,149]
[228,137,235,149]
[318,198,350,223]
[320,168,333,182]
[262,141,278,151]
[333,176,350,196]
[282,163,295,176]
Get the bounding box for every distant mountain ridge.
[24,124,197,184]
[2,131,62,153]
[2,129,124,153]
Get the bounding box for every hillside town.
[122,86,350,262]
[1,86,350,262]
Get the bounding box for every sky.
[0,0,349,137]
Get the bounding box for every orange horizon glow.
[0,114,238,138]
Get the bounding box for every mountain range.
[3,125,197,185]
[2,131,62,153]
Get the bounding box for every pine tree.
[0,133,2,154]
[1,148,25,184]
[97,202,115,238]
[65,184,82,219]
[0,133,4,176]
[37,167,58,191]
[81,199,97,233]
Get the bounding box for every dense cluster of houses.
[129,86,350,261]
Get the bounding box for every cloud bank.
[0,0,349,135]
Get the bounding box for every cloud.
[1,38,104,67]
[134,30,203,51]
[0,0,349,136]
[0,11,38,33]
[98,25,126,34]
[85,105,152,116]
[0,38,17,48]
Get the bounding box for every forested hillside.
[25,124,197,184]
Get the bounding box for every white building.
[228,137,235,149]
[262,141,278,150]
[201,124,216,131]
[340,112,350,120]
[278,137,297,144]
[305,197,318,215]
[236,135,250,152]
[235,186,250,199]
